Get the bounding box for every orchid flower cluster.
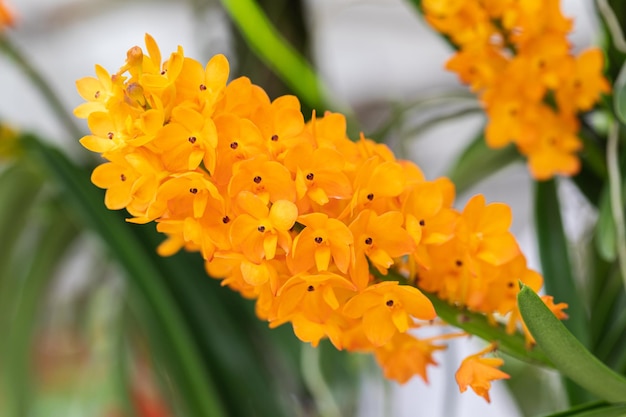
[422,0,610,180]
[75,34,567,402]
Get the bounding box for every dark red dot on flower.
[314,236,323,244]
[507,282,515,288]
[189,188,198,194]
[253,176,262,184]
[456,259,463,267]
[419,219,425,226]
[120,174,126,182]
[386,299,394,307]
[94,91,101,99]
[107,132,114,140]
[257,225,266,233]
[367,193,374,201]
[271,134,279,141]
[188,136,197,144]
[365,237,373,245]
[307,285,315,292]
[222,216,230,224]
[306,173,314,181]
[199,84,207,91]
[230,142,238,149]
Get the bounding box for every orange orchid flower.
[343,281,436,346]
[290,212,354,274]
[455,343,510,403]
[229,191,297,263]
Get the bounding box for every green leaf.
[534,179,589,347]
[596,187,617,261]
[20,134,229,417]
[518,284,626,403]
[447,133,522,195]
[220,0,326,112]
[613,62,626,125]
[2,204,77,417]
[543,401,626,417]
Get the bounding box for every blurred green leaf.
[447,133,522,195]
[596,187,618,261]
[534,180,589,347]
[220,0,326,112]
[2,201,77,417]
[21,134,229,417]
[518,284,626,403]
[544,401,626,417]
[614,62,626,125]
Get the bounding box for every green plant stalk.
[518,284,626,403]
[21,134,228,417]
[3,210,76,417]
[382,269,553,367]
[607,121,626,291]
[220,0,326,112]
[301,344,342,417]
[0,35,83,140]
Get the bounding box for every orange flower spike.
[251,95,307,161]
[228,155,296,204]
[455,343,510,403]
[229,191,298,263]
[349,210,415,288]
[374,333,445,384]
[284,143,352,206]
[290,212,354,274]
[152,106,218,173]
[343,281,436,346]
[459,194,520,265]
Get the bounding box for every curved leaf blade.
[518,284,626,403]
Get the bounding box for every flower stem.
[606,120,626,291]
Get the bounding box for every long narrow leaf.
[518,284,626,403]
[21,134,228,417]
[534,179,589,347]
[447,134,521,195]
[3,206,76,417]
[220,0,325,112]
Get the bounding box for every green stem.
[381,269,553,367]
[0,35,83,139]
[607,120,626,291]
[301,344,342,417]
